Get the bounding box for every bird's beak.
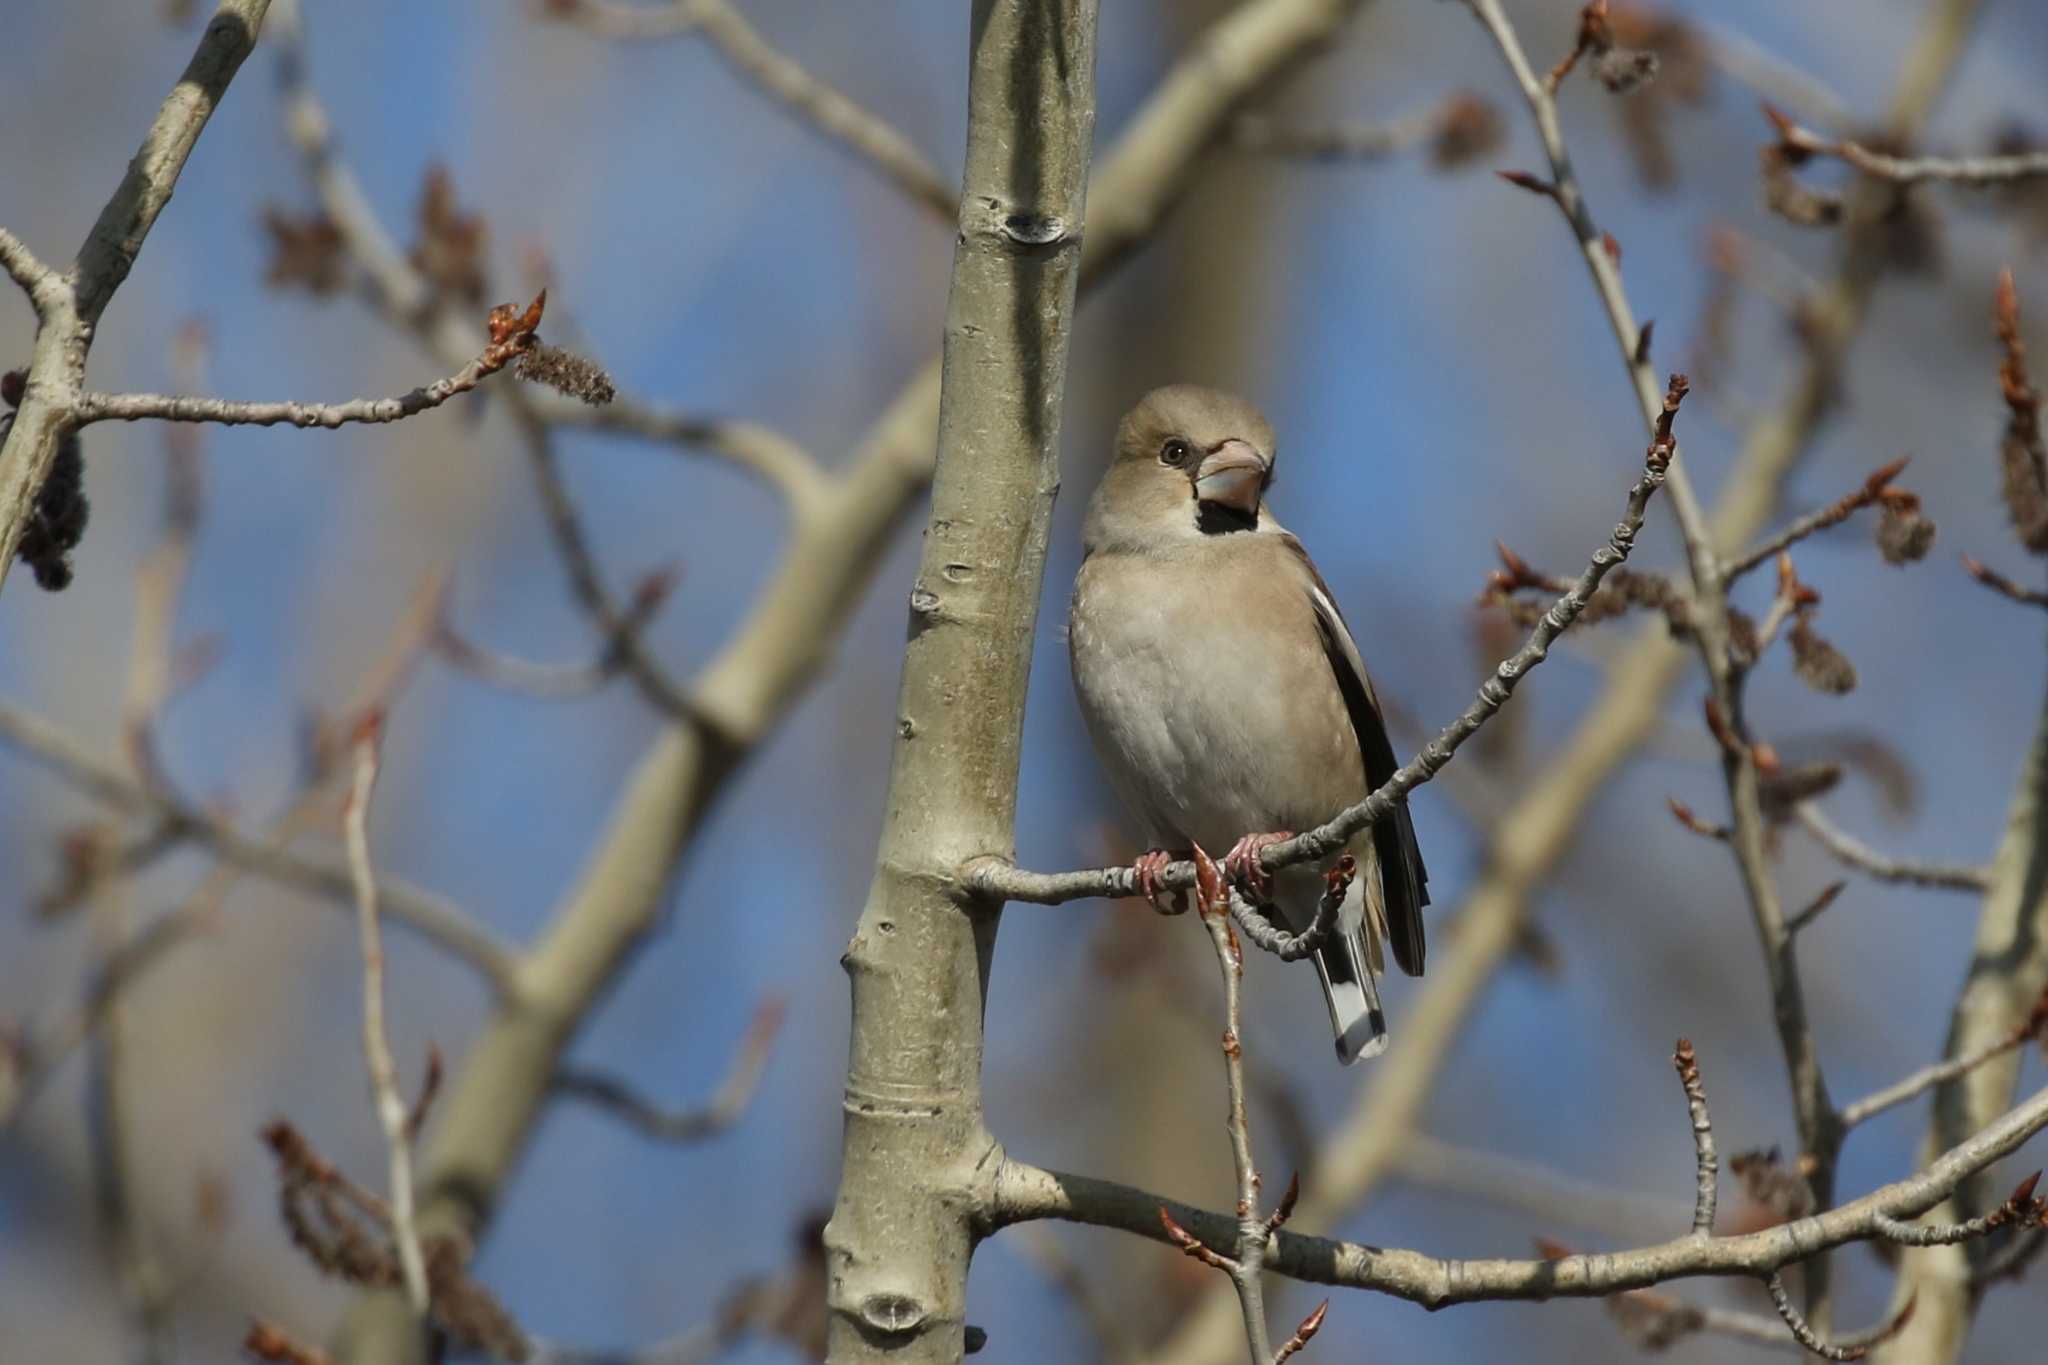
[1193,440,1269,513]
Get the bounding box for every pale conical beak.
[1194,440,1269,513]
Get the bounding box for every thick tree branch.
[820,4,1097,1360]
[1879,673,2048,1362]
[989,1079,2048,1307]
[0,0,273,596]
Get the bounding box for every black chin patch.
[1196,500,1258,535]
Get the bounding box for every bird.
[1067,384,1428,1064]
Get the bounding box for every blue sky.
[4,2,2048,1362]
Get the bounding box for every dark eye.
[1159,438,1192,467]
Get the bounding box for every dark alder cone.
[513,344,616,406]
[2001,432,2048,552]
[1594,48,1660,95]
[1875,504,1937,563]
[1789,616,1857,695]
[1429,93,1504,170]
[0,411,91,591]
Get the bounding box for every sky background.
[4,1,2048,1362]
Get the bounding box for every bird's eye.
[1159,438,1192,467]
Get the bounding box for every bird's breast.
[1068,551,1364,850]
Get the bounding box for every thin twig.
[1842,1009,2047,1130]
[343,715,429,1316]
[434,565,677,701]
[544,0,958,221]
[1762,1272,1878,1361]
[1765,105,2048,188]
[1225,856,1352,962]
[1793,803,1992,893]
[552,997,786,1142]
[0,700,519,989]
[1784,881,1848,936]
[1674,1039,1718,1236]
[1962,554,2048,610]
[1871,1172,2045,1246]
[1190,845,1277,1364]
[73,294,545,429]
[1723,458,1917,581]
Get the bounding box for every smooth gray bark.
[821,3,1098,1361]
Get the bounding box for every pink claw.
[1223,830,1294,901]
[1133,849,1188,915]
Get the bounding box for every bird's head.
[1083,384,1277,553]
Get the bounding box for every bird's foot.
[1223,830,1294,902]
[1133,849,1188,916]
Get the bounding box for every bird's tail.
[1313,924,1388,1066]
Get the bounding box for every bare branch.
[1785,880,1849,936]
[434,565,678,701]
[1674,1039,1718,1236]
[1763,1272,1883,1361]
[1842,993,2048,1129]
[991,1078,2048,1306]
[1793,803,1992,893]
[1962,554,2048,610]
[0,700,518,990]
[560,399,829,512]
[1765,104,2048,188]
[552,997,785,1142]
[1724,457,1923,581]
[74,293,549,430]
[0,227,57,305]
[343,715,429,1316]
[0,0,274,597]
[1226,857,1351,962]
[543,0,957,221]
[1873,1172,2046,1246]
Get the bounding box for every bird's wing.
[1277,533,1430,976]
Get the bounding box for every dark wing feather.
[1281,535,1430,976]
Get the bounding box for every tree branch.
[1879,669,2048,1361]
[0,0,273,597]
[1793,803,1993,893]
[0,700,517,992]
[1765,105,2048,188]
[543,0,958,222]
[342,716,430,1316]
[991,1079,2048,1307]
[1673,1039,1719,1236]
[72,295,546,430]
[550,996,785,1142]
[820,3,1097,1358]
